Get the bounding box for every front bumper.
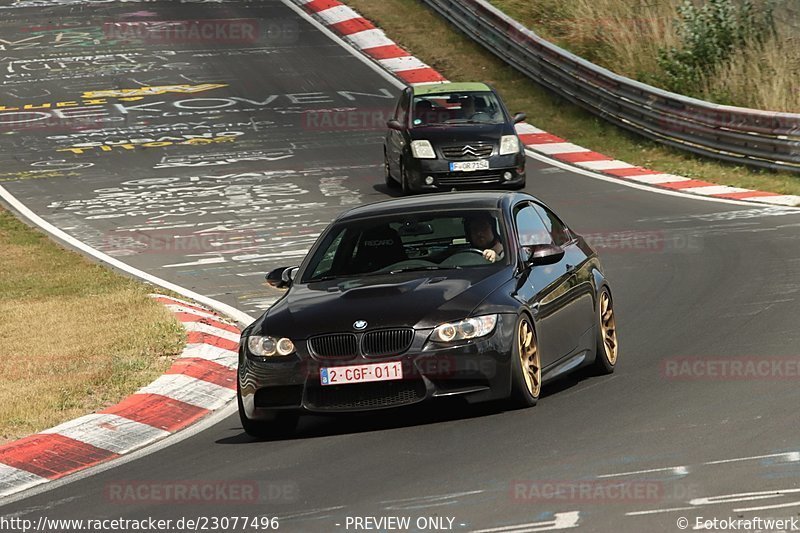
[405,153,526,191]
[239,314,517,418]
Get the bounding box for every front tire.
[237,384,299,438]
[400,163,414,195]
[592,287,619,375]
[509,314,541,408]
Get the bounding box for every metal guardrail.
[420,0,800,173]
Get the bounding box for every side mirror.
[266,266,298,289]
[386,119,403,131]
[513,112,527,124]
[522,244,564,266]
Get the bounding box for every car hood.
[258,268,511,338]
[409,123,513,145]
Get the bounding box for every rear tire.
[237,384,299,438]
[592,287,619,375]
[509,314,541,408]
[384,151,396,188]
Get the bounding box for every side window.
[396,89,411,124]
[532,203,572,246]
[514,204,552,247]
[309,230,346,279]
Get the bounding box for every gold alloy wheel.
[600,291,618,365]
[518,319,541,398]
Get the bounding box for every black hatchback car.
[237,192,619,437]
[384,82,527,194]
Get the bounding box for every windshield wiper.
[388,266,460,274]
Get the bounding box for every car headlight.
[411,140,436,159]
[247,335,295,357]
[431,315,498,342]
[500,135,522,155]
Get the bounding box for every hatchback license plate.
[320,361,403,386]
[450,160,489,172]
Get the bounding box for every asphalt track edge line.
[0,185,256,327]
[278,0,406,90]
[524,149,800,209]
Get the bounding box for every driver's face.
[469,219,494,248]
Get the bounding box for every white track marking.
[379,56,430,73]
[0,466,48,498]
[347,29,395,50]
[575,160,634,170]
[163,304,224,321]
[314,5,361,26]
[40,414,169,454]
[137,375,234,411]
[705,452,800,465]
[681,185,750,195]
[626,506,695,516]
[181,321,241,343]
[515,123,546,134]
[626,173,690,184]
[528,143,589,155]
[181,343,238,368]
[745,195,800,206]
[598,466,689,478]
[471,512,580,532]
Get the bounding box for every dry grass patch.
[0,207,185,443]
[344,0,800,195]
[492,0,800,112]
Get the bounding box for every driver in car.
[465,213,504,263]
[460,95,476,120]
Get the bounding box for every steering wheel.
[470,112,492,121]
[465,248,486,255]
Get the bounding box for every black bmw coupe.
[238,192,618,436]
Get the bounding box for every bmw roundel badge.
[353,320,368,330]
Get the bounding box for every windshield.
[412,91,506,126]
[302,210,508,282]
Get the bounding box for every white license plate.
[320,361,403,386]
[450,160,490,172]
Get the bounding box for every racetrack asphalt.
[1,1,800,531]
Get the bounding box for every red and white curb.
[0,294,239,499]
[294,0,800,207]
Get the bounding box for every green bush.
[657,0,776,96]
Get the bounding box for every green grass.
[0,206,186,443]
[344,0,800,196]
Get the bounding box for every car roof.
[336,191,536,221]
[412,82,493,96]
